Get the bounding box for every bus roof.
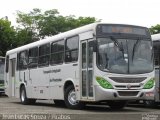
[6,22,148,55]
[152,33,160,41]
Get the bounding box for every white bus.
[5,23,154,109]
[143,33,160,107]
[0,56,5,95]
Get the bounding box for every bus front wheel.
[20,86,36,105]
[64,85,85,109]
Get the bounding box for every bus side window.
[65,36,79,63]
[28,47,38,68]
[38,43,50,67]
[51,40,64,65]
[18,50,28,70]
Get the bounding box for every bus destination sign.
[97,24,149,36]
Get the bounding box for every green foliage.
[0,18,16,56]
[15,29,38,46]
[150,24,160,34]
[16,8,99,39]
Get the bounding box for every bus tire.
[107,101,127,109]
[54,100,66,107]
[64,85,85,109]
[20,86,36,105]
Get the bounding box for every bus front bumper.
[94,85,155,101]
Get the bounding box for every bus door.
[9,58,16,97]
[154,44,160,102]
[81,40,94,99]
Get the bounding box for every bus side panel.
[49,63,79,100]
[39,67,50,99]
[29,67,50,99]
[28,68,39,99]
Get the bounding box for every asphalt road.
[0,95,160,120]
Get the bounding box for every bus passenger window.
[18,50,28,70]
[28,47,38,68]
[38,44,50,67]
[65,36,79,63]
[51,40,64,65]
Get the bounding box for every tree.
[15,29,38,46]
[16,8,99,41]
[0,18,16,56]
[150,24,160,34]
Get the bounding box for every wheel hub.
[68,90,78,105]
[21,90,25,102]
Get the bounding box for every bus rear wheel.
[20,86,36,105]
[64,85,85,109]
[107,101,127,109]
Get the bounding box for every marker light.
[143,78,155,89]
[96,76,113,89]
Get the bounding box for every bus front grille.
[115,85,141,89]
[118,91,139,96]
[109,77,146,83]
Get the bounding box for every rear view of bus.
[0,57,5,95]
[94,24,154,108]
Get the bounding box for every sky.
[0,0,159,28]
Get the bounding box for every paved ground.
[0,95,160,120]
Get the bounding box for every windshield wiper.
[110,36,125,60]
[110,36,124,52]
[132,39,141,61]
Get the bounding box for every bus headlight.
[96,76,113,89]
[143,78,155,89]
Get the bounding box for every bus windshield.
[97,37,153,74]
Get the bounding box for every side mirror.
[90,40,97,52]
